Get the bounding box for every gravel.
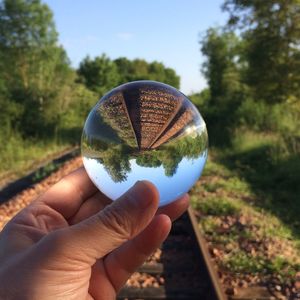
[0,156,82,231]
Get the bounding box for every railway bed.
[0,152,277,300]
[117,208,226,300]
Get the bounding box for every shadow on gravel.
[161,213,217,300]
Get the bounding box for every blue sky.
[45,0,227,95]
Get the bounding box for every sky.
[44,0,227,95]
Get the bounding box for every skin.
[0,167,189,300]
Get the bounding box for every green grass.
[32,162,63,182]
[223,131,300,237]
[0,134,75,184]
[202,159,231,177]
[223,252,267,273]
[191,144,300,283]
[224,252,299,277]
[200,216,221,233]
[192,195,241,216]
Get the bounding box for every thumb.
[51,181,159,264]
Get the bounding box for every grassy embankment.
[0,134,79,185]
[191,130,300,283]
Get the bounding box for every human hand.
[0,167,189,300]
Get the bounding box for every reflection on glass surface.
[81,80,208,206]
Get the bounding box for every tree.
[189,88,210,108]
[163,67,180,89]
[77,54,120,96]
[0,0,57,47]
[129,59,149,81]
[0,0,58,90]
[201,28,242,105]
[114,57,132,83]
[114,57,180,89]
[0,0,73,137]
[200,27,249,145]
[222,0,300,104]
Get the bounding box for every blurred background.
[0,0,299,297]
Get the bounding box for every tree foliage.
[222,0,300,104]
[116,58,180,89]
[78,55,180,98]
[0,0,182,174]
[77,54,120,96]
[0,0,96,142]
[1,0,58,135]
[200,28,249,144]
[201,28,243,105]
[198,0,300,154]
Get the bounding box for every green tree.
[163,67,180,89]
[200,27,247,144]
[201,28,243,106]
[0,0,73,137]
[77,54,120,96]
[114,57,132,83]
[114,57,180,89]
[129,59,149,81]
[222,0,300,104]
[189,88,210,108]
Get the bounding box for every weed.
[33,162,61,182]
[192,195,241,216]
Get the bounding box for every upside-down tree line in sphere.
[0,0,180,175]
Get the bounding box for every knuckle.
[99,206,132,240]
[42,229,67,254]
[46,229,64,246]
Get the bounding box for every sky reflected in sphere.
[81,81,208,206]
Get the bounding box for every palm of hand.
[0,168,189,300]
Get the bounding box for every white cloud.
[116,32,134,41]
[62,35,100,48]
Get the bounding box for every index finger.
[157,194,190,221]
[37,167,98,219]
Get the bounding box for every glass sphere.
[81,81,208,206]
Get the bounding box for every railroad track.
[117,207,227,300]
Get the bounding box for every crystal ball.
[81,81,208,206]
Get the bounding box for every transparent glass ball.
[81,81,208,206]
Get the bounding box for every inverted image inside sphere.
[81,80,208,206]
